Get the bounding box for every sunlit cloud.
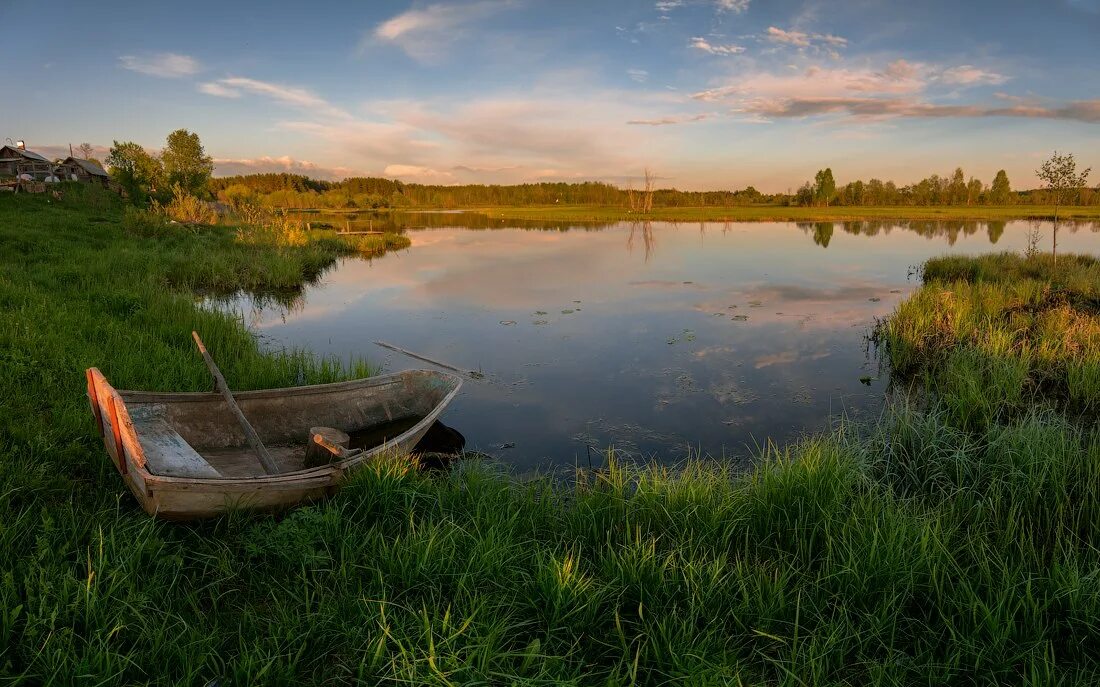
[939,65,1009,86]
[199,77,350,119]
[627,113,712,125]
[383,164,456,182]
[738,96,1100,123]
[765,26,847,49]
[118,52,200,78]
[369,0,520,62]
[198,82,240,98]
[696,62,927,103]
[213,156,357,179]
[715,0,750,13]
[689,37,746,56]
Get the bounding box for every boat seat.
[135,418,223,478]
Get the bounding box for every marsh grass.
[4,196,1100,684]
[877,252,1100,428]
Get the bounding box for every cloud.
[118,52,200,78]
[691,85,741,101]
[694,62,927,104]
[213,156,357,179]
[939,65,1009,86]
[715,0,750,12]
[370,1,518,62]
[253,85,692,186]
[690,37,746,56]
[738,96,1100,123]
[765,26,847,49]
[199,77,350,118]
[627,69,649,83]
[627,113,712,125]
[382,164,457,182]
[655,0,684,11]
[198,82,240,98]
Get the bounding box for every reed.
[876,252,1100,428]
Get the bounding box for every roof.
[0,146,50,163]
[65,157,109,177]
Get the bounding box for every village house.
[0,144,55,181]
[57,156,111,186]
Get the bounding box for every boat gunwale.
[118,369,456,404]
[115,370,463,487]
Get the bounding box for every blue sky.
[3,0,1099,190]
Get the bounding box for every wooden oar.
[373,341,484,380]
[191,331,279,475]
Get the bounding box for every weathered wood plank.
[191,331,280,475]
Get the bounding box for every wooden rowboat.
[86,368,462,519]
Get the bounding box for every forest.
[208,167,1100,210]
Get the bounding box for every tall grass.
[4,196,1100,683]
[877,252,1100,428]
[5,407,1100,683]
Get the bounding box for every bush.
[155,184,219,225]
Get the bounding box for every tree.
[161,129,213,197]
[949,167,967,205]
[989,170,1012,205]
[794,182,814,207]
[966,177,983,206]
[813,168,836,207]
[76,142,99,163]
[105,141,163,204]
[1036,151,1091,265]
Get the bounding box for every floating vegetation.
[710,377,760,406]
[792,389,814,405]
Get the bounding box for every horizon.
[3,0,1099,192]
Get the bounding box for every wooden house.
[0,145,55,180]
[59,156,110,185]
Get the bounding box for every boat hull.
[86,368,461,519]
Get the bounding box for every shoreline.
[3,191,1100,683]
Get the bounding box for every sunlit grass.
[4,194,1100,683]
[877,252,1100,428]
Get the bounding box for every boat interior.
[116,372,458,479]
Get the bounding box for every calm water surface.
[221,217,1099,472]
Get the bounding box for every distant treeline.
[793,167,1100,207]
[208,168,1100,210]
[209,174,781,209]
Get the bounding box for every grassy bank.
[4,195,1100,683]
[877,252,1100,429]
[468,203,1100,223]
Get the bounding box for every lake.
[217,215,1099,473]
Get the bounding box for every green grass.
[4,193,1100,684]
[468,203,1100,223]
[877,252,1100,428]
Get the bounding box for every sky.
[2,0,1099,191]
